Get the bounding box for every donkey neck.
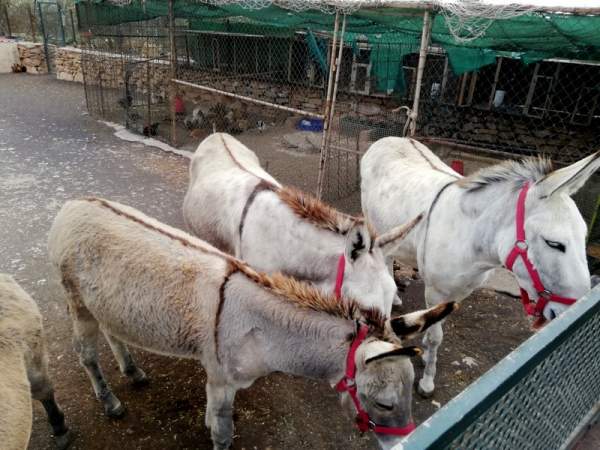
[222,273,356,384]
[424,182,518,288]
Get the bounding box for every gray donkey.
[0,274,71,449]
[48,198,456,450]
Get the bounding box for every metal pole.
[172,79,324,118]
[168,0,177,146]
[316,11,340,200]
[409,10,432,136]
[57,3,66,46]
[327,14,347,198]
[69,9,76,44]
[3,5,11,37]
[28,5,37,42]
[37,2,50,73]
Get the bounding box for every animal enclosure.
[76,0,600,202]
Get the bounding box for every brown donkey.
[48,198,456,450]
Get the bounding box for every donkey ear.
[374,213,423,256]
[365,346,422,364]
[345,222,372,262]
[389,302,458,339]
[535,152,600,198]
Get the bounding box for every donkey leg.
[27,341,72,449]
[72,314,125,418]
[103,332,149,387]
[417,287,446,397]
[205,381,237,450]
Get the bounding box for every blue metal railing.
[396,286,600,450]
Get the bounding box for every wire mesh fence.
[80,15,172,141]
[416,50,600,167]
[172,23,328,147]
[75,1,600,208]
[400,286,600,450]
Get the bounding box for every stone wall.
[420,104,600,163]
[55,47,83,82]
[16,42,47,74]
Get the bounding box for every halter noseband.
[505,182,577,320]
[334,254,346,298]
[335,323,416,437]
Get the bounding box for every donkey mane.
[82,198,385,330]
[457,156,553,192]
[277,186,371,237]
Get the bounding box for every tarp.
[76,0,600,85]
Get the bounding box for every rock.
[357,103,382,116]
[282,131,321,153]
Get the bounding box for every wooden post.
[168,0,177,146]
[409,9,432,136]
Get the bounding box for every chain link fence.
[80,16,171,140]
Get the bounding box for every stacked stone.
[16,43,47,74]
[55,47,83,82]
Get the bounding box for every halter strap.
[334,254,346,298]
[505,183,577,320]
[335,324,416,437]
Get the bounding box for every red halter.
[334,254,346,298]
[335,324,416,437]
[505,183,577,320]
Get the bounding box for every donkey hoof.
[105,402,126,419]
[54,429,74,450]
[130,368,150,388]
[417,381,435,399]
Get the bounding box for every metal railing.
[396,286,600,450]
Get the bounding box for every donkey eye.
[544,239,566,253]
[375,401,394,411]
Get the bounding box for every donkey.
[0,274,71,449]
[48,198,456,450]
[183,133,422,316]
[361,137,597,397]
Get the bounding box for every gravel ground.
[1,73,538,450]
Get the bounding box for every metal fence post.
[316,11,340,200]
[2,4,11,37]
[57,3,66,46]
[28,5,37,42]
[37,1,50,73]
[409,9,432,136]
[168,0,177,146]
[69,8,76,44]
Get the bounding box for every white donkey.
[0,274,71,449]
[361,137,597,397]
[48,198,456,450]
[183,133,422,316]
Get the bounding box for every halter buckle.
[538,289,552,300]
[515,240,528,251]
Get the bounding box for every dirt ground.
[1,74,535,450]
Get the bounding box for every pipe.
[409,9,432,136]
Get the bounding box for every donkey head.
[342,302,457,449]
[501,152,600,321]
[341,214,423,315]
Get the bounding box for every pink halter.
[504,183,577,323]
[335,324,416,436]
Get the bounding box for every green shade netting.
[76,0,600,83]
[445,47,498,75]
[306,30,329,74]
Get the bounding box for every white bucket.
[493,90,506,108]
